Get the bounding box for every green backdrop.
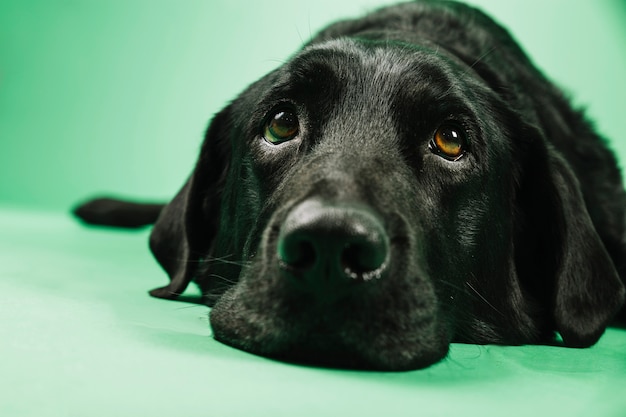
[1,2,626,417]
[1,0,625,210]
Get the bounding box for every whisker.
[161,254,250,268]
[465,281,504,317]
[295,24,304,46]
[175,304,207,311]
[438,280,467,292]
[467,46,497,72]
[203,289,227,305]
[208,273,239,285]
[440,46,498,98]
[202,254,251,268]
[264,58,289,66]
[439,280,505,318]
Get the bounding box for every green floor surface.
[2,207,625,416]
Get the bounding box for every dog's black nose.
[277,200,389,291]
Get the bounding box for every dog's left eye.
[264,109,300,144]
[430,123,467,161]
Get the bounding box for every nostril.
[341,239,388,280]
[278,236,316,270]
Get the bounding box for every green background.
[1,0,626,210]
[1,1,626,416]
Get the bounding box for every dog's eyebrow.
[265,49,348,101]
[289,60,341,88]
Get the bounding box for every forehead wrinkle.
[301,39,416,90]
[328,72,404,151]
[307,38,472,109]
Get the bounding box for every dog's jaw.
[209,270,451,371]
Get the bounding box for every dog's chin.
[273,327,450,371]
[208,283,451,371]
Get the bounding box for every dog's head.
[147,26,624,370]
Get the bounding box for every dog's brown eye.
[431,124,467,161]
[265,110,299,144]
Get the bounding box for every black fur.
[75,0,626,370]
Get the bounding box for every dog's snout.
[277,200,389,291]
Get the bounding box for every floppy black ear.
[546,151,624,346]
[516,126,625,347]
[148,107,232,299]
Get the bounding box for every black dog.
[75,0,626,370]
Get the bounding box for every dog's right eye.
[430,123,468,161]
[264,110,299,144]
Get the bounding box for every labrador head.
[147,32,624,370]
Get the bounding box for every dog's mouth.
[207,199,451,371]
[265,318,421,370]
[209,283,450,371]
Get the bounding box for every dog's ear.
[544,150,625,347]
[148,107,232,299]
[515,123,625,347]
